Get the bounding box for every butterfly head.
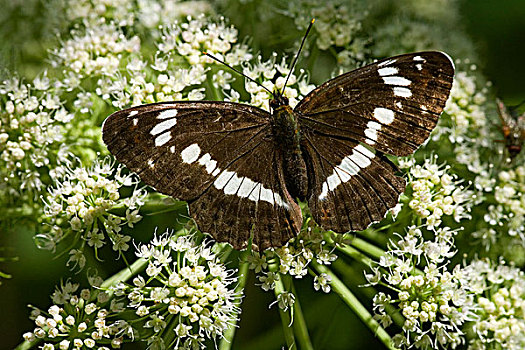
[270,95,289,111]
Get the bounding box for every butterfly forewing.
[296,52,454,156]
[103,101,302,249]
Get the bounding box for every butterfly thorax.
[271,102,308,200]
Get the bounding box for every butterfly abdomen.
[271,105,308,200]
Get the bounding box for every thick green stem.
[311,262,397,350]
[351,237,388,260]
[288,278,314,350]
[331,260,405,329]
[274,275,296,349]
[356,228,389,246]
[336,243,375,267]
[219,251,250,350]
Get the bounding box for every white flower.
[313,273,332,293]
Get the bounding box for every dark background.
[1,1,525,349]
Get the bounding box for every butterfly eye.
[270,98,279,110]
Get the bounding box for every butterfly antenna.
[279,18,315,99]
[202,51,274,96]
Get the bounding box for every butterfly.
[496,98,525,160]
[102,51,454,250]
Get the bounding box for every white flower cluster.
[367,226,477,349]
[462,259,525,349]
[38,157,146,269]
[403,155,474,228]
[240,54,316,111]
[493,167,525,238]
[23,280,132,349]
[113,232,240,349]
[51,20,141,86]
[285,0,368,67]
[473,166,525,261]
[64,15,253,110]
[442,67,491,174]
[250,226,348,300]
[0,76,70,202]
[62,0,212,29]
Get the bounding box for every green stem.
[273,274,296,349]
[356,228,389,246]
[311,262,397,350]
[288,278,314,350]
[207,71,223,100]
[336,244,374,267]
[351,237,387,260]
[331,260,405,329]
[109,198,187,216]
[219,251,250,350]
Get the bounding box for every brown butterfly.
[102,37,454,250]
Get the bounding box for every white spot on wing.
[393,87,412,98]
[157,109,178,119]
[128,110,138,118]
[413,56,425,62]
[170,146,175,153]
[259,187,275,204]
[396,102,403,109]
[355,144,376,159]
[150,118,178,135]
[133,118,138,126]
[198,153,217,174]
[181,143,201,164]
[383,76,411,86]
[178,149,289,208]
[416,64,423,71]
[364,121,381,145]
[350,147,373,168]
[374,108,395,124]
[214,170,234,190]
[377,67,398,76]
[223,174,243,195]
[155,131,171,147]
[318,145,376,200]
[237,178,256,198]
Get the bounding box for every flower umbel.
[37,157,146,269]
[111,231,241,349]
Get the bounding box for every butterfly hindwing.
[189,138,301,250]
[302,129,406,232]
[102,101,302,249]
[296,51,454,156]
